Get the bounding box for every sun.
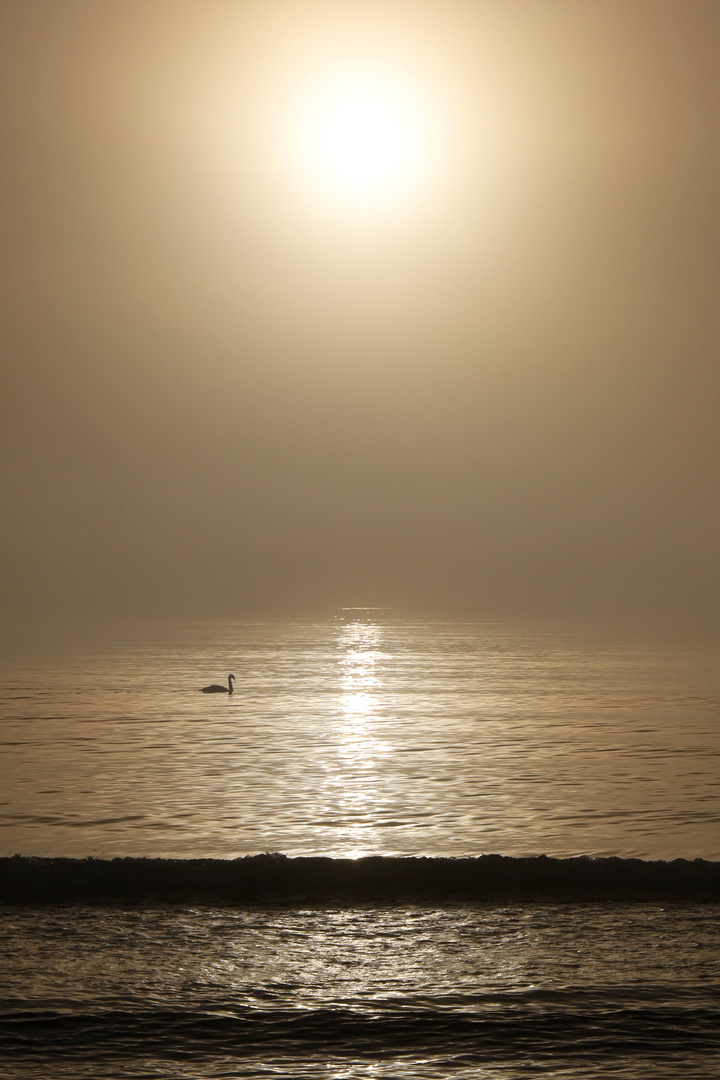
[287,61,440,212]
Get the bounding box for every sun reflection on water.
[326,615,392,858]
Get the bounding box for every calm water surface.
[2,616,720,1079]
[1,615,719,860]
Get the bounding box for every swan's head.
[229,674,236,681]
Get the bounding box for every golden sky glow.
[1,1,719,627]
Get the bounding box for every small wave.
[2,1001,720,1061]
[1,853,719,904]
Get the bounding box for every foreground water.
[1,616,719,1078]
[2,900,719,1078]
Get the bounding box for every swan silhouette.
[200,674,236,694]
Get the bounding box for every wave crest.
[1,853,719,904]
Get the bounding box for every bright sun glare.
[289,63,439,212]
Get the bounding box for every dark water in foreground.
[3,899,720,1079]
[1,616,719,1077]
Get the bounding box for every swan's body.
[201,674,236,694]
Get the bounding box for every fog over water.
[3,12,720,1078]
[2,0,719,629]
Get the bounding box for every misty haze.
[2,0,718,629]
[2,5,720,1079]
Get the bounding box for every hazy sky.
[2,0,719,624]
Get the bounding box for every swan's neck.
[228,676,234,693]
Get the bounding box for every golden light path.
[334,618,389,859]
[287,60,441,212]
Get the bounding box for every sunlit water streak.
[1,616,719,860]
